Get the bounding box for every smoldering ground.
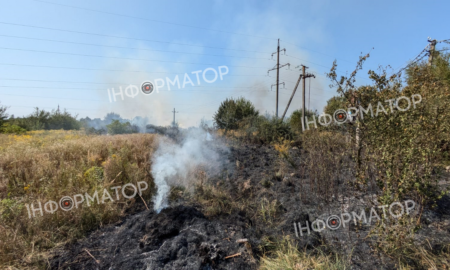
[151,128,228,212]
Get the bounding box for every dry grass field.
[0,130,158,268]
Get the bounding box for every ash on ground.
[49,140,450,270]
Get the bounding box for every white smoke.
[151,129,226,213]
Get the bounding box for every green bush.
[237,115,293,144]
[85,127,107,135]
[0,123,27,134]
[323,96,347,116]
[213,97,259,130]
[257,117,293,143]
[289,109,317,132]
[106,120,139,135]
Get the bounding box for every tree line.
[0,107,143,135]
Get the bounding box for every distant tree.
[213,97,259,130]
[199,117,210,131]
[0,102,8,127]
[104,112,122,125]
[106,120,139,135]
[12,108,49,130]
[47,109,81,130]
[9,107,81,131]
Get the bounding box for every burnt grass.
[49,139,450,270]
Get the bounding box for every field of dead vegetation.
[0,130,157,269]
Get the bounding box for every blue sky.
[0,0,448,127]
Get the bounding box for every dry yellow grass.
[259,236,348,270]
[0,130,158,268]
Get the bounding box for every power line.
[281,39,354,64]
[437,38,450,44]
[26,0,364,68]
[394,39,450,75]
[0,34,362,76]
[277,76,334,94]
[0,21,271,54]
[0,28,373,80]
[0,85,273,92]
[6,105,99,112]
[2,82,275,116]
[0,93,101,102]
[284,54,335,70]
[30,0,277,41]
[0,78,134,85]
[0,63,269,76]
[394,47,428,76]
[2,93,242,107]
[0,78,274,87]
[0,21,359,65]
[0,34,272,60]
[0,61,339,91]
[1,33,366,78]
[0,47,269,69]
[284,54,371,82]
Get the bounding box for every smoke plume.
[151,129,225,213]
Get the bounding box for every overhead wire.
[281,39,355,64]
[393,47,429,77]
[0,21,271,54]
[0,47,270,69]
[0,34,272,60]
[0,85,272,91]
[29,0,360,65]
[30,0,278,41]
[0,63,269,76]
[0,77,276,87]
[6,2,439,116]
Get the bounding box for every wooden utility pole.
[281,65,315,121]
[268,39,289,118]
[302,66,306,124]
[300,65,315,125]
[428,39,437,66]
[281,73,302,121]
[276,39,280,118]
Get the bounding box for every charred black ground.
[49,139,450,270]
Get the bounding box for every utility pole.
[281,73,302,121]
[172,108,178,127]
[268,39,289,118]
[300,65,315,125]
[428,38,437,66]
[281,65,315,121]
[276,39,280,118]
